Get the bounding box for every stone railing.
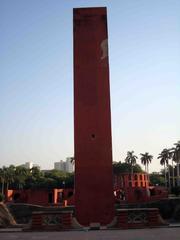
[31,210,73,230]
[116,208,163,229]
[30,208,165,230]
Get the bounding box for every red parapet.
[73,7,115,226]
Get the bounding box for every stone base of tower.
[73,207,167,230]
[27,207,166,231]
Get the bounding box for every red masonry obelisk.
[73,7,114,226]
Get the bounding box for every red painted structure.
[6,188,74,206]
[114,173,168,203]
[114,173,149,189]
[74,7,114,226]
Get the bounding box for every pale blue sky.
[0,0,180,171]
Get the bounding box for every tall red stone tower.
[73,7,114,226]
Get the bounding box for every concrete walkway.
[0,228,180,240]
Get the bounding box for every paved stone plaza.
[0,228,179,240]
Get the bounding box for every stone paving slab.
[0,228,180,240]
[0,228,22,232]
[169,223,180,228]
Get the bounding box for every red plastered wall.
[74,7,114,226]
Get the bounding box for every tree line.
[114,140,180,189]
[0,140,179,196]
[0,166,74,196]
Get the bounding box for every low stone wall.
[116,208,164,229]
[31,211,73,230]
[117,197,180,222]
[7,203,74,224]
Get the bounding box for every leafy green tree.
[171,186,180,196]
[40,177,57,189]
[168,147,176,187]
[15,166,29,189]
[64,173,74,188]
[133,164,144,173]
[2,167,8,193]
[113,162,143,175]
[0,165,16,194]
[173,141,180,186]
[0,168,5,195]
[0,192,4,202]
[149,172,165,186]
[4,165,16,192]
[30,166,42,179]
[44,170,71,189]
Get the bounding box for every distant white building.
[66,157,74,173]
[32,163,41,169]
[21,162,40,170]
[54,158,74,173]
[24,162,33,169]
[54,160,66,172]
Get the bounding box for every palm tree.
[140,152,153,174]
[15,166,29,189]
[0,168,5,195]
[159,156,167,188]
[2,167,9,194]
[4,165,16,193]
[30,166,41,179]
[70,157,75,164]
[169,147,176,187]
[158,148,172,189]
[125,151,138,178]
[173,141,180,186]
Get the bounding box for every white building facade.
[54,158,74,173]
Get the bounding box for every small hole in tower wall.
[91,134,96,139]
